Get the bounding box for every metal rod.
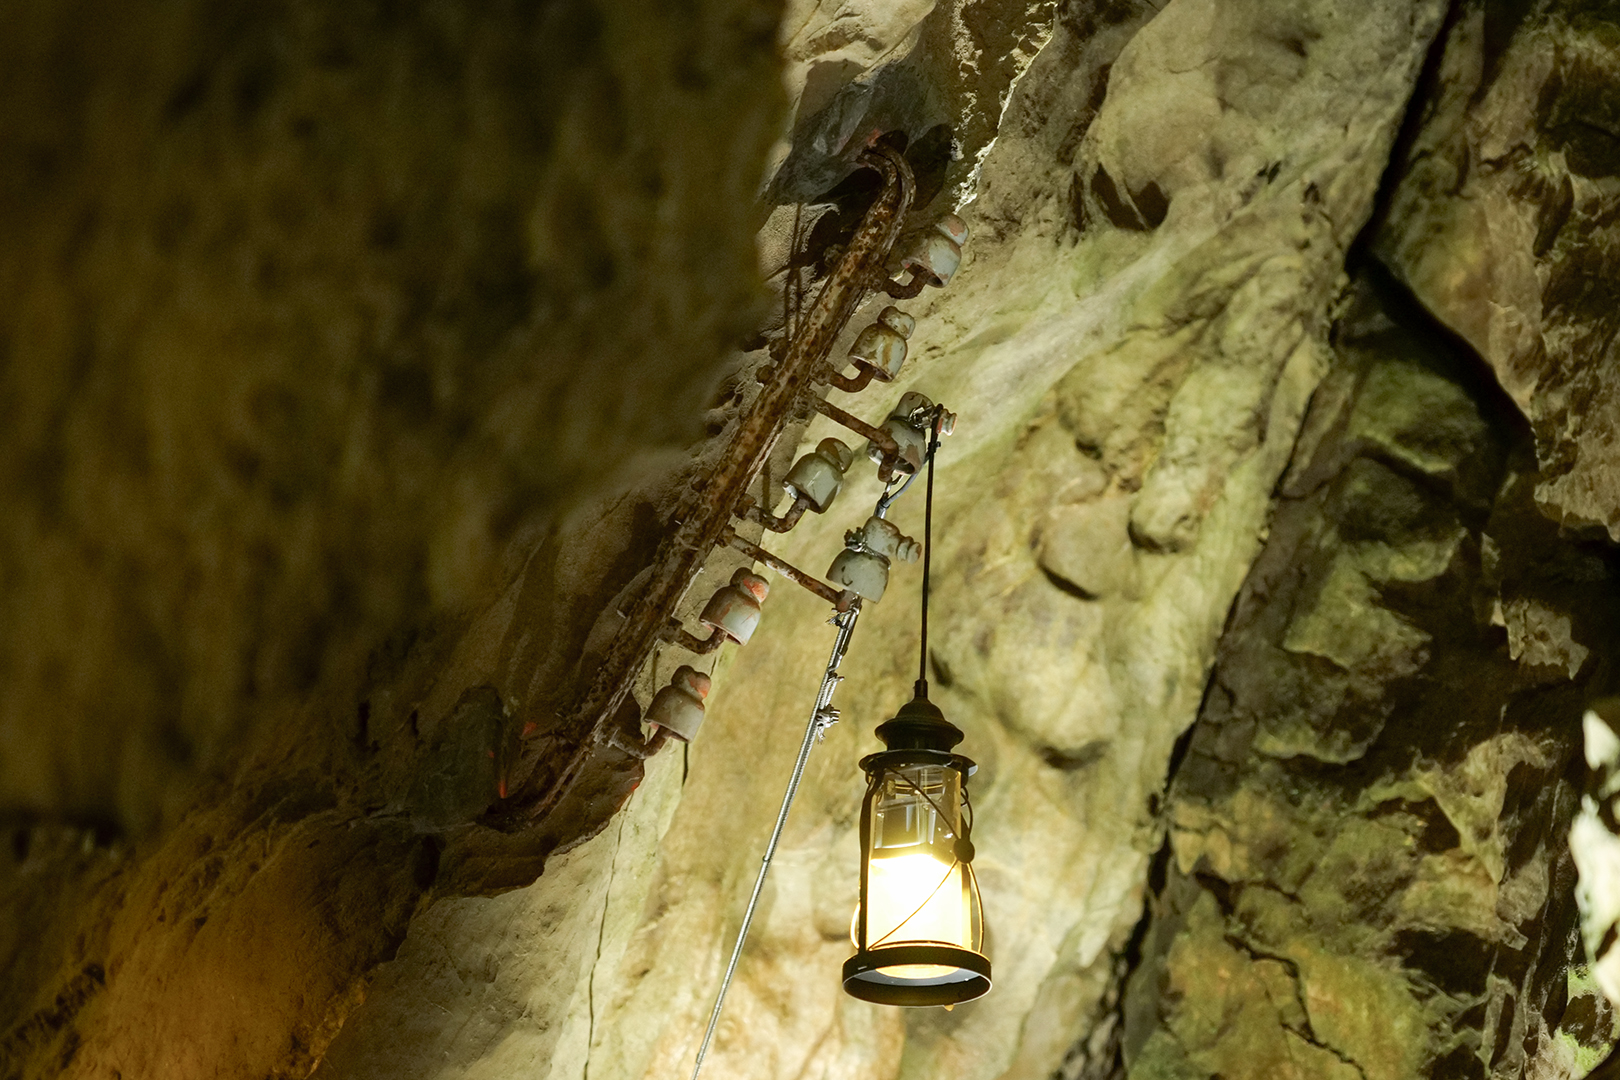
[664,620,726,655]
[690,603,862,1080]
[725,530,852,611]
[880,269,929,300]
[812,396,899,457]
[821,362,878,394]
[737,492,811,534]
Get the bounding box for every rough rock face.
[0,0,779,840]
[316,1,1496,1078]
[1375,0,1620,541]
[6,0,1620,1079]
[0,0,783,1076]
[1121,272,1620,1080]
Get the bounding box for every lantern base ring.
[842,945,991,1006]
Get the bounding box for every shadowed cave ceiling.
[4,1,1620,1079]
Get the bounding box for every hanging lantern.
[845,687,989,1006]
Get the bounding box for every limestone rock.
[5,1,1619,1079]
[0,0,786,1075]
[1376,0,1620,539]
[1037,492,1137,600]
[321,1,1457,1077]
[1128,274,1620,1080]
[1501,598,1590,679]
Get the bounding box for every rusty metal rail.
[498,143,916,826]
[724,529,853,611]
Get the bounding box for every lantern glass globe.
[845,752,989,1006]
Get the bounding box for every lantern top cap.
[875,680,963,752]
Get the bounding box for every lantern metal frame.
[846,750,989,1003]
[843,694,990,1006]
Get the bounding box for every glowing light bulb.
[865,852,965,977]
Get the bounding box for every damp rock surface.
[0,0,784,1076]
[1123,273,1620,1080]
[318,0,1464,1077]
[1376,0,1620,540]
[5,1,1620,1079]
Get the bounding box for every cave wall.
[1122,269,1618,1080]
[314,0,1498,1077]
[5,1,1620,1079]
[0,0,785,1076]
[1374,0,1620,542]
[1119,5,1620,1078]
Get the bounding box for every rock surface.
[1376,0,1620,541]
[4,0,1620,1079]
[318,1,1501,1078]
[1123,273,1620,1080]
[0,0,785,1076]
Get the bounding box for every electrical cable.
[916,406,943,693]
[874,467,919,519]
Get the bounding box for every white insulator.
[847,323,909,382]
[877,306,916,337]
[864,391,940,474]
[646,665,712,742]
[900,230,962,288]
[858,516,920,563]
[875,419,928,473]
[894,390,934,417]
[825,516,921,602]
[827,548,891,602]
[784,438,854,512]
[699,569,770,645]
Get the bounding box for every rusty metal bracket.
[492,142,916,829]
[661,618,726,655]
[723,528,855,611]
[879,269,930,300]
[812,397,907,482]
[813,397,895,451]
[820,362,879,394]
[605,708,673,760]
[737,492,812,534]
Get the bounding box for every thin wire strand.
[874,469,918,519]
[690,603,860,1080]
[918,408,942,689]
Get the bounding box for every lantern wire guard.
[842,407,990,1007]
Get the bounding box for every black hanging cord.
[916,406,943,696]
